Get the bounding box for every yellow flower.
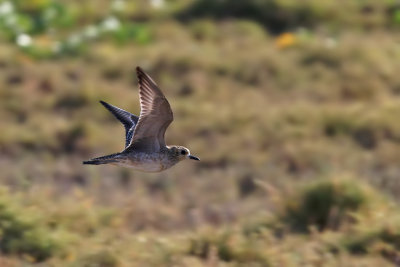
[276,32,296,49]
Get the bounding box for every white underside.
[114,161,163,172]
[111,153,176,172]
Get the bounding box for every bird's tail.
[83,153,121,165]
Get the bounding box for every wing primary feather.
[125,67,174,152]
[100,100,139,147]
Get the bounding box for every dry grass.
[1,0,400,266]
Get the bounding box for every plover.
[83,67,200,172]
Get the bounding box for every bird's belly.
[114,154,172,172]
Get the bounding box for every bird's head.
[169,146,200,161]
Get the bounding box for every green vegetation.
[1,0,400,266]
[0,188,61,262]
[282,179,370,232]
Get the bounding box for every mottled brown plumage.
[83,67,199,172]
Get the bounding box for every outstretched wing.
[125,67,173,153]
[100,101,139,148]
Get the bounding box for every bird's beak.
[188,155,200,161]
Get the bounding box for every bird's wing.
[100,101,139,148]
[125,67,173,153]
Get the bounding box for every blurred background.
[1,0,400,266]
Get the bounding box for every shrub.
[340,223,400,256]
[72,250,119,267]
[282,178,369,232]
[188,230,270,265]
[0,191,60,262]
[177,0,317,33]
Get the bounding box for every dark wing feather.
[125,67,173,153]
[100,101,139,148]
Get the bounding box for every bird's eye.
[181,150,187,155]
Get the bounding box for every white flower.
[0,1,14,16]
[151,0,164,8]
[101,16,120,32]
[84,25,99,39]
[67,34,82,46]
[16,33,32,47]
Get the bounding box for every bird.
[83,67,200,172]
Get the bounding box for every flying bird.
[83,67,200,172]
